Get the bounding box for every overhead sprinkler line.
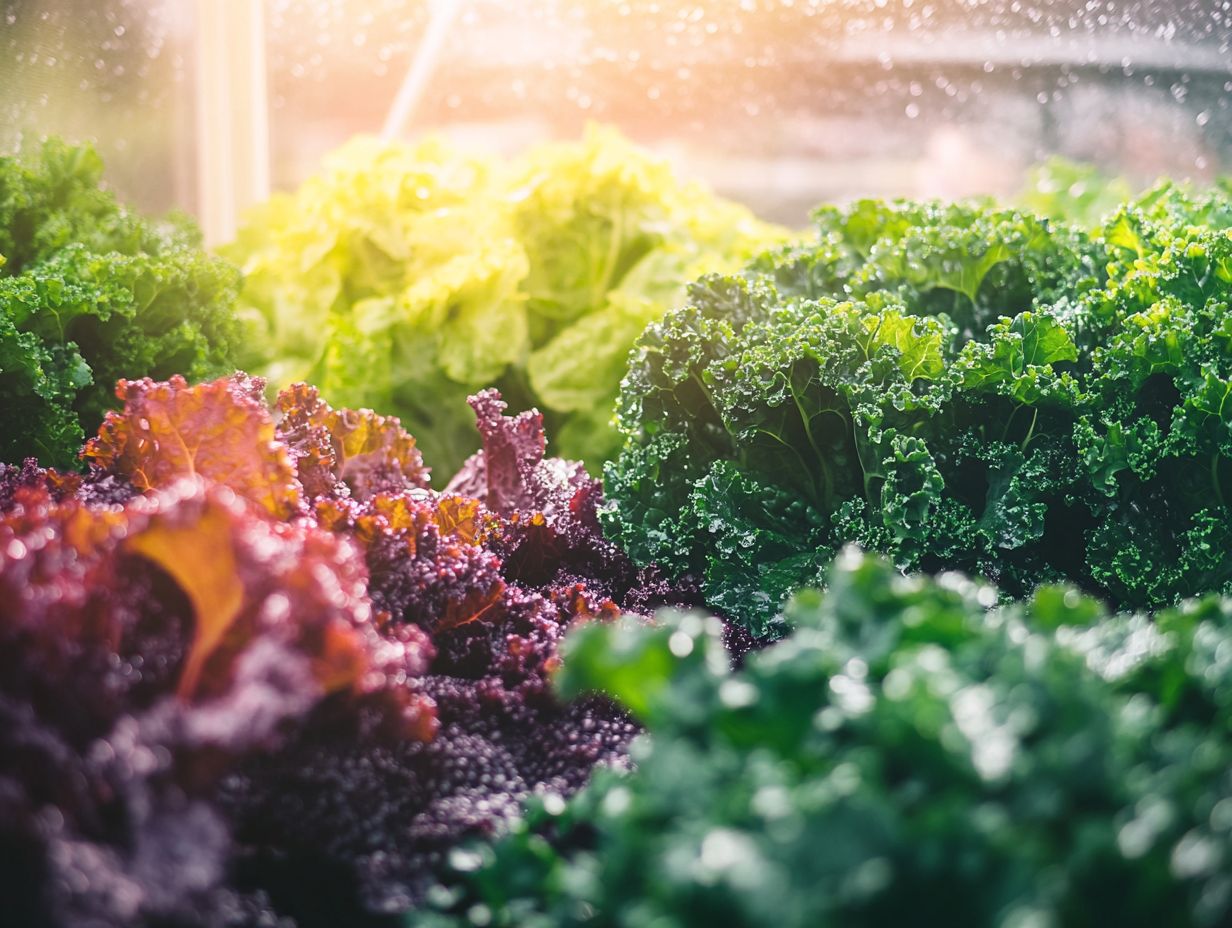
[381,0,464,141]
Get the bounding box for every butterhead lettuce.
[225,126,786,477]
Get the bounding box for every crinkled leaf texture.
[606,190,1232,634]
[417,549,1232,928]
[0,139,241,469]
[0,372,697,927]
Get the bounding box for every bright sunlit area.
[5,1,1230,229]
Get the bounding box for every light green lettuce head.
[226,125,787,479]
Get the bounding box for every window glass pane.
[265,0,1232,224]
[0,0,195,214]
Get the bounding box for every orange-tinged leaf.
[314,621,371,693]
[55,499,128,560]
[126,501,244,699]
[83,374,300,519]
[275,382,429,500]
[435,577,505,632]
[43,469,83,498]
[370,494,430,534]
[113,480,384,702]
[355,494,429,554]
[313,497,354,533]
[435,495,486,544]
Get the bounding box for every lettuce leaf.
[226,125,785,477]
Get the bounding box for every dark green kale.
[0,139,240,468]
[604,193,1232,634]
[414,550,1232,928]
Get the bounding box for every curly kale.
[415,550,1232,928]
[605,191,1232,634]
[0,373,698,927]
[0,139,240,469]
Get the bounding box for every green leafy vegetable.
[415,549,1232,928]
[226,125,785,476]
[0,139,240,468]
[1021,157,1136,226]
[606,190,1232,634]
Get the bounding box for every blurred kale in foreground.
[0,140,241,468]
[415,549,1232,928]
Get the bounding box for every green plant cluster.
[604,186,1232,635]
[414,549,1232,928]
[0,139,240,468]
[8,133,1232,928]
[225,126,785,477]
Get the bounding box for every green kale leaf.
[606,191,1232,632]
[0,140,240,468]
[415,550,1232,928]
